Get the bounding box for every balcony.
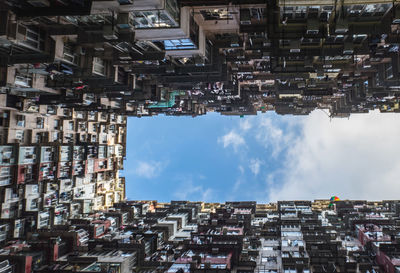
[38,211,50,228]
[40,146,56,163]
[59,146,72,161]
[0,146,15,165]
[132,0,179,29]
[14,74,33,88]
[18,146,37,164]
[0,178,11,187]
[92,57,106,76]
[0,166,11,177]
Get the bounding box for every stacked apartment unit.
[2,0,400,118]
[0,199,398,272]
[1,1,400,271]
[0,96,127,245]
[0,0,133,249]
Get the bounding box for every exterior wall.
[376,249,396,273]
[134,7,190,41]
[0,98,127,236]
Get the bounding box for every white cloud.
[233,179,241,192]
[173,175,215,202]
[218,130,246,152]
[266,110,400,202]
[265,173,275,186]
[254,116,297,157]
[134,160,165,179]
[174,184,202,200]
[238,165,245,174]
[240,119,252,131]
[249,158,262,175]
[200,188,213,201]
[175,184,214,202]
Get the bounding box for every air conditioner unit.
[14,24,28,42]
[27,0,50,7]
[103,25,118,40]
[118,31,135,43]
[343,42,354,55]
[335,18,348,34]
[54,0,69,5]
[363,60,371,68]
[14,75,30,87]
[118,0,133,4]
[117,13,133,29]
[0,11,9,37]
[304,57,313,69]
[94,43,104,51]
[119,52,131,60]
[307,18,319,35]
[289,40,301,53]
[194,55,205,66]
[263,41,271,47]
[393,6,400,24]
[240,9,251,25]
[78,46,86,55]
[230,37,240,47]
[165,66,175,74]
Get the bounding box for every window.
[78,122,87,131]
[47,105,56,114]
[201,9,233,20]
[16,115,25,127]
[15,130,24,142]
[53,119,60,130]
[353,34,367,44]
[132,0,179,29]
[281,6,307,21]
[95,225,105,237]
[35,133,41,143]
[36,117,44,129]
[93,57,105,75]
[64,133,74,143]
[63,109,71,117]
[75,111,84,119]
[14,74,32,88]
[165,0,180,23]
[162,39,196,50]
[88,111,96,121]
[99,146,107,159]
[22,25,45,51]
[385,63,393,79]
[63,44,78,64]
[0,167,10,177]
[301,38,321,45]
[52,132,59,142]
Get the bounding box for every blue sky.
[124,110,400,202]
